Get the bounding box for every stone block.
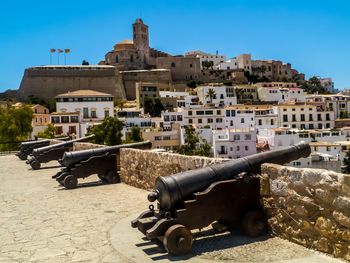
[333,211,350,228]
[270,179,289,196]
[313,237,330,253]
[303,169,333,187]
[261,163,280,179]
[333,197,350,215]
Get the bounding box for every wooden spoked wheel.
[163,224,192,255]
[242,210,268,237]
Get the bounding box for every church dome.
[114,39,134,51]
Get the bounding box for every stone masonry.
[261,163,350,261]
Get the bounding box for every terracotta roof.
[56,90,113,98]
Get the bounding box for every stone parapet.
[119,148,228,190]
[261,163,350,261]
[72,142,105,151]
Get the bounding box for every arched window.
[130,55,134,62]
[171,62,175,67]
[115,55,119,63]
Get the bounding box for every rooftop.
[56,89,113,98]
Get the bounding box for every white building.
[274,103,335,130]
[55,90,114,137]
[50,112,80,137]
[196,85,237,107]
[185,50,226,69]
[256,82,305,103]
[224,106,255,130]
[212,129,257,159]
[215,58,238,70]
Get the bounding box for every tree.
[0,105,33,150]
[115,99,127,112]
[178,127,211,157]
[299,76,328,94]
[340,111,349,119]
[37,124,56,139]
[125,126,143,143]
[87,117,123,146]
[206,88,216,104]
[187,80,197,89]
[342,149,350,174]
[201,60,214,70]
[82,60,90,65]
[143,98,164,117]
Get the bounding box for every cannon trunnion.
[54,141,152,189]
[26,135,95,169]
[132,143,311,256]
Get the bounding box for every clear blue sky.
[0,0,349,91]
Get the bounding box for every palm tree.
[205,88,216,104]
[115,99,127,112]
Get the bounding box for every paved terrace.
[0,155,346,263]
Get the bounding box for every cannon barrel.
[61,141,152,168]
[31,134,95,158]
[149,142,311,211]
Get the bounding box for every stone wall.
[261,163,350,261]
[119,148,227,190]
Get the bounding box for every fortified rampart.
[67,143,350,261]
[18,65,126,101]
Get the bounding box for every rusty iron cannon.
[132,142,311,255]
[16,137,70,160]
[53,140,152,189]
[26,135,95,170]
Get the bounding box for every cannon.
[16,137,69,160]
[26,135,95,170]
[54,140,152,189]
[132,142,311,255]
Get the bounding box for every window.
[226,110,230,117]
[208,118,213,123]
[233,134,240,140]
[283,115,288,122]
[55,126,63,134]
[236,145,240,151]
[301,114,305,121]
[270,119,274,125]
[163,136,171,140]
[83,108,89,118]
[309,124,314,129]
[104,110,109,118]
[309,114,313,121]
[241,118,245,123]
[326,113,330,121]
[188,119,193,124]
[171,62,176,67]
[177,115,183,121]
[51,116,60,123]
[217,110,221,115]
[91,110,97,118]
[196,111,204,115]
[198,118,202,124]
[205,110,213,115]
[164,115,170,122]
[317,114,322,121]
[258,119,262,126]
[70,116,78,123]
[155,136,162,141]
[245,145,249,151]
[189,64,193,68]
[61,116,69,123]
[115,55,119,63]
[216,118,222,123]
[68,126,77,134]
[245,134,251,140]
[188,111,192,116]
[292,115,296,122]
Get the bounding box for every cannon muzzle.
[151,142,311,211]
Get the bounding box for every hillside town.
[1,18,349,173]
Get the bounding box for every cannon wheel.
[104,170,119,184]
[97,173,105,181]
[30,160,41,170]
[19,154,27,160]
[63,175,78,189]
[163,224,192,255]
[242,210,268,237]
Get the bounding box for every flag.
[64,49,71,54]
[50,48,56,53]
[57,49,64,53]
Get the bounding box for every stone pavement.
[0,155,346,263]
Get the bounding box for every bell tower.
[133,18,150,64]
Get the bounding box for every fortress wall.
[119,148,227,190]
[120,69,172,100]
[18,66,126,101]
[261,163,350,261]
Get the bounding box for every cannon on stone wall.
[53,141,152,189]
[132,142,311,256]
[16,137,70,160]
[26,135,95,170]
